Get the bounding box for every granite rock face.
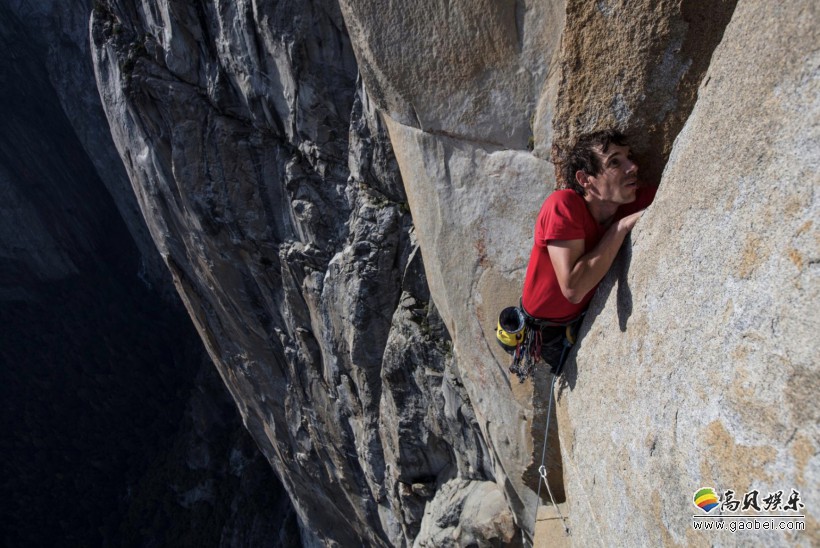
[88,0,817,545]
[91,0,493,545]
[340,0,762,541]
[550,0,738,186]
[339,0,565,150]
[556,1,819,544]
[381,119,557,525]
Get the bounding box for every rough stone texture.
[84,0,817,545]
[555,0,818,545]
[379,250,493,542]
[339,0,566,149]
[91,0,499,545]
[414,479,517,548]
[550,0,738,187]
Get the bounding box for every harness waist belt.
[519,300,582,328]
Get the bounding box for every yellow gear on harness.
[496,306,527,353]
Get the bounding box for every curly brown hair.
[556,129,628,196]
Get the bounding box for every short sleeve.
[536,191,587,245]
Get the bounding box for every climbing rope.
[516,310,584,543]
[532,371,571,538]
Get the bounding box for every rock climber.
[519,128,657,373]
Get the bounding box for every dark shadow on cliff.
[616,240,634,332]
[0,5,299,544]
[556,237,634,396]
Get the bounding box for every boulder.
[414,479,517,548]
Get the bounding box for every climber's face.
[582,144,639,206]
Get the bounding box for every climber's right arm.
[547,209,644,304]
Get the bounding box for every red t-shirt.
[521,186,657,322]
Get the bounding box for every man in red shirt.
[520,129,657,373]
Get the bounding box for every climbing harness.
[532,372,571,538]
[496,303,583,382]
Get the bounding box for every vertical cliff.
[87,0,817,545]
[556,1,819,544]
[91,0,496,545]
[338,0,786,543]
[0,0,296,544]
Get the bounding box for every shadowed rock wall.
[4,0,170,287]
[1,1,297,544]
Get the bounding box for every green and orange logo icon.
[694,487,719,512]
